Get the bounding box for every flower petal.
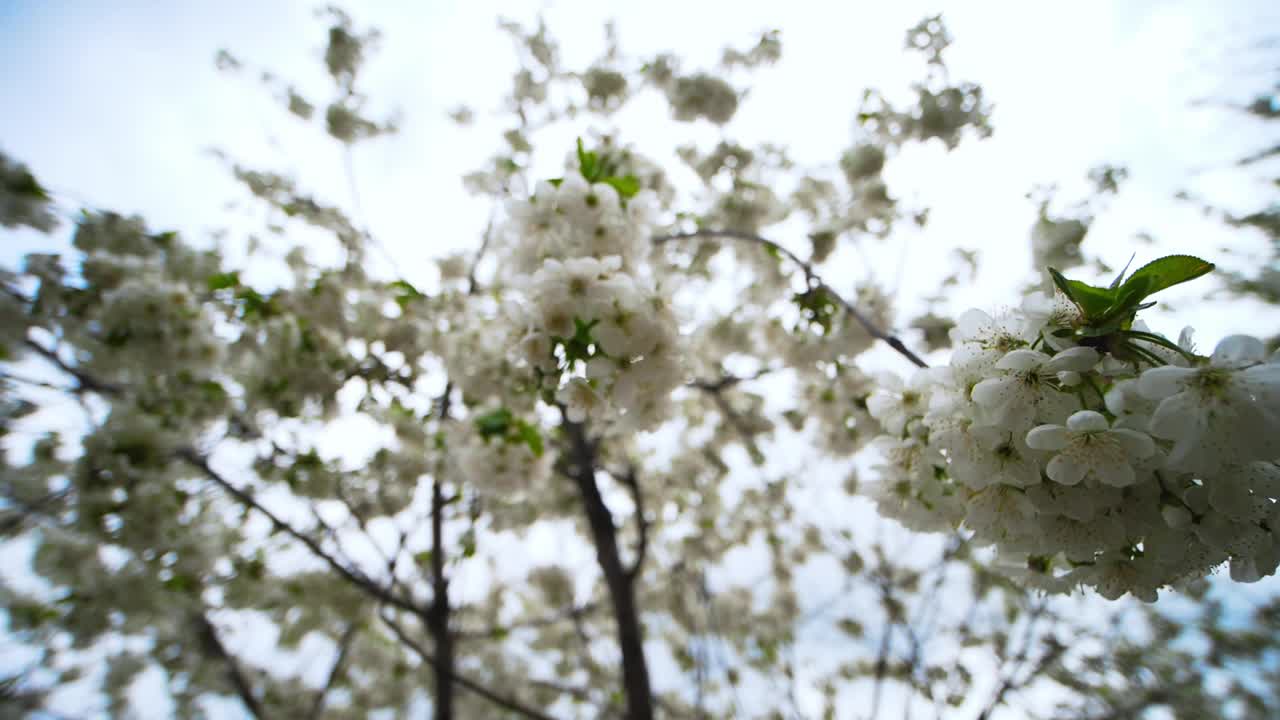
[1026,424,1069,451]
[1066,410,1109,433]
[996,349,1050,372]
[1212,335,1265,368]
[1111,428,1155,458]
[1094,459,1136,488]
[1147,392,1203,441]
[971,377,1012,408]
[1047,346,1100,373]
[1047,453,1086,486]
[1137,366,1195,400]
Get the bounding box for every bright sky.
[3,1,1279,717]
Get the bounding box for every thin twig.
[177,447,424,618]
[22,339,123,396]
[307,624,358,720]
[467,213,497,295]
[654,230,928,368]
[615,464,649,582]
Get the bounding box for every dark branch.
[193,612,264,720]
[307,624,358,720]
[176,447,425,618]
[22,339,124,396]
[428,474,455,720]
[558,411,654,720]
[379,612,558,720]
[615,465,649,582]
[654,230,929,368]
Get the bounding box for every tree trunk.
[428,478,455,720]
[565,421,653,720]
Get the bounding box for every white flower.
[557,378,603,423]
[934,421,1041,490]
[1103,378,1159,432]
[1026,410,1154,487]
[866,370,933,436]
[970,347,1096,428]
[948,308,1035,384]
[1138,334,1280,476]
[963,483,1038,541]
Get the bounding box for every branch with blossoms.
[654,229,930,368]
[863,256,1280,601]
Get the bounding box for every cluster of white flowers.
[500,158,684,430]
[866,289,1280,601]
[90,279,223,379]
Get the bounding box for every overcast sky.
[3,1,1277,340]
[3,1,1279,717]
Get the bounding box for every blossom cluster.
[866,282,1280,601]
[500,153,684,431]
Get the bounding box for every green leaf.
[206,271,241,291]
[162,574,196,593]
[602,174,641,199]
[389,279,424,309]
[576,138,600,182]
[413,550,433,566]
[198,380,228,401]
[474,407,514,439]
[1119,254,1214,300]
[235,287,275,320]
[1048,267,1116,319]
[515,420,544,457]
[1108,253,1136,289]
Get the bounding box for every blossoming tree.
[2,8,1278,719]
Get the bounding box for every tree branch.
[654,230,929,368]
[193,611,264,720]
[22,339,124,396]
[558,412,654,720]
[379,611,558,720]
[615,465,649,582]
[428,474,455,720]
[176,447,425,618]
[307,624,358,720]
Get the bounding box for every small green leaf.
[235,287,275,320]
[602,174,640,199]
[207,271,241,291]
[389,279,424,309]
[414,550,433,566]
[474,407,514,439]
[576,138,600,182]
[198,380,227,401]
[1120,254,1214,300]
[1108,253,1136,289]
[162,574,196,593]
[1048,267,1116,320]
[515,420,544,458]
